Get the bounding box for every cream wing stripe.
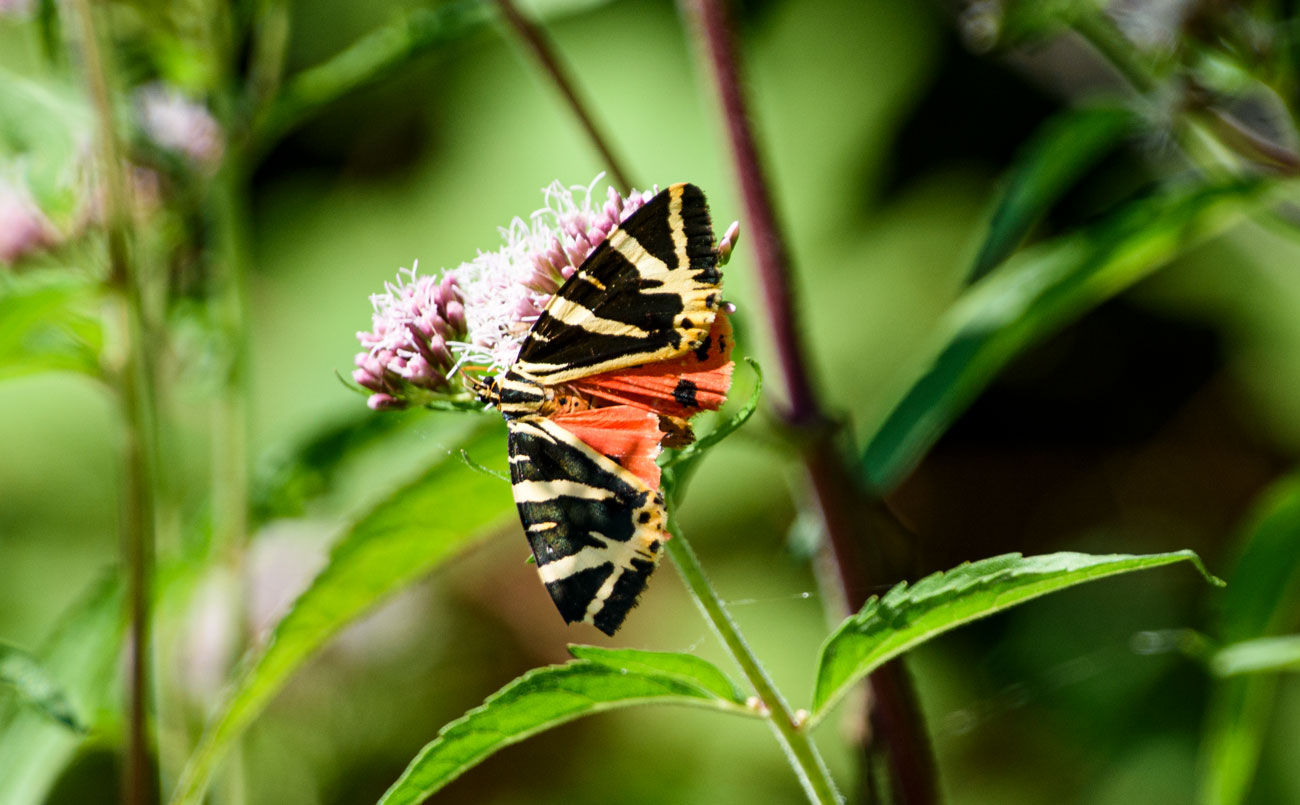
[545,297,653,338]
[537,544,615,583]
[512,480,614,502]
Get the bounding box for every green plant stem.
[666,521,841,805]
[247,0,291,121]
[209,158,252,566]
[493,0,634,191]
[205,156,253,805]
[71,0,158,802]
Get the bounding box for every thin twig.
[493,0,634,191]
[70,0,157,802]
[1072,12,1300,176]
[681,1,937,802]
[666,522,841,805]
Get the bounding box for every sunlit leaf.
[969,104,1137,281]
[0,577,123,805]
[1199,474,1300,805]
[862,180,1264,491]
[811,551,1220,722]
[378,655,755,805]
[250,407,486,524]
[0,642,82,732]
[567,645,748,703]
[0,68,92,219]
[0,271,103,380]
[1211,636,1300,677]
[171,422,514,805]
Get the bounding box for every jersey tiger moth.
[477,183,733,634]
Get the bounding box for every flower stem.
[666,522,841,805]
[71,0,158,802]
[208,153,253,570]
[493,0,635,191]
[681,1,937,801]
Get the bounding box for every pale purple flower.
[0,179,57,264]
[135,84,224,169]
[354,176,736,409]
[354,262,467,410]
[450,176,655,376]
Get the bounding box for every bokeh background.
[4,0,1300,802]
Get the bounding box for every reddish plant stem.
[680,0,817,426]
[494,0,635,192]
[682,1,936,802]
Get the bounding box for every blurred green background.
[5,0,1300,802]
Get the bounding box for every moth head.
[463,372,500,405]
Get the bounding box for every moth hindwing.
[501,182,724,634]
[506,416,667,635]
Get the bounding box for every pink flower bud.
[445,300,466,335]
[0,181,57,264]
[353,368,384,393]
[366,394,404,411]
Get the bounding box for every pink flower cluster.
[353,176,741,411]
[353,264,467,410]
[452,178,656,375]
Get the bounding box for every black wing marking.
[507,415,668,634]
[512,183,721,384]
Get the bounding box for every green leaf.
[862,180,1264,491]
[0,69,92,218]
[1211,636,1300,677]
[969,104,1137,282]
[257,0,492,147]
[0,642,83,732]
[0,576,124,805]
[810,550,1220,721]
[0,270,103,380]
[1198,474,1300,805]
[377,659,756,805]
[250,406,456,524]
[1217,474,1300,643]
[566,645,748,703]
[171,422,515,805]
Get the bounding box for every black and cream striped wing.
[507,415,668,635]
[511,183,721,385]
